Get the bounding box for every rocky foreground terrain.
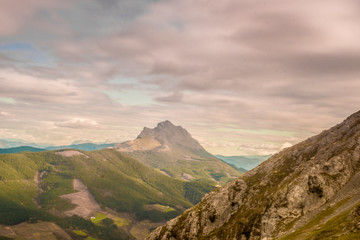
[147,111,360,240]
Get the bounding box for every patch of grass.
[73,230,87,236]
[90,213,107,225]
[281,198,352,240]
[209,172,227,182]
[112,217,129,227]
[0,236,14,240]
[303,203,360,240]
[147,204,176,213]
[87,237,97,240]
[39,171,76,211]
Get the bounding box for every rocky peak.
[137,120,203,150]
[147,111,360,240]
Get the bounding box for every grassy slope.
[215,155,270,171]
[126,147,243,184]
[281,200,360,240]
[0,149,215,239]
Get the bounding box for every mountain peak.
[147,110,360,240]
[156,120,174,128]
[116,121,204,152]
[137,121,203,150]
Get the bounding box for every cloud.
[0,0,68,36]
[0,111,13,118]
[55,119,99,129]
[0,68,97,104]
[237,142,293,155]
[0,0,360,155]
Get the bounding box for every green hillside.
[127,149,242,184]
[215,154,270,171]
[0,149,214,239]
[115,121,244,184]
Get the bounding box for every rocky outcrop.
[116,120,204,152]
[147,111,360,240]
[114,120,241,184]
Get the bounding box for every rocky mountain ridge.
[116,120,204,152]
[147,111,360,240]
[115,121,242,184]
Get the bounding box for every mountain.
[0,142,116,154]
[115,121,243,184]
[0,138,47,148]
[147,111,360,240]
[116,120,206,153]
[46,142,115,151]
[0,149,214,239]
[0,146,46,154]
[215,154,271,171]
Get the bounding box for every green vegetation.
[0,236,13,240]
[90,213,107,225]
[0,149,221,239]
[209,171,227,182]
[112,217,129,227]
[127,149,242,184]
[148,204,176,213]
[184,179,215,204]
[281,198,351,240]
[73,230,87,236]
[281,202,360,240]
[39,171,76,211]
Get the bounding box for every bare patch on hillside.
[0,222,71,240]
[56,150,88,158]
[180,173,194,181]
[61,179,101,218]
[116,138,161,152]
[159,170,172,177]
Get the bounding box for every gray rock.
[147,111,360,240]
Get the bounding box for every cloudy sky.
[0,0,359,155]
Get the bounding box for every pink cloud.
[0,0,69,36]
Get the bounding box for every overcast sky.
[0,0,359,155]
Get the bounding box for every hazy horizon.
[1,0,360,155]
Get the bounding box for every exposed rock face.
[115,120,242,184]
[116,120,204,152]
[147,111,360,240]
[138,120,204,151]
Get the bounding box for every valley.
[1,1,358,239]
[0,122,243,239]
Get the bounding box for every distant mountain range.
[0,146,46,154]
[0,120,246,239]
[215,154,271,171]
[45,142,115,151]
[0,142,116,153]
[0,138,48,148]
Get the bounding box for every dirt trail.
[61,179,101,218]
